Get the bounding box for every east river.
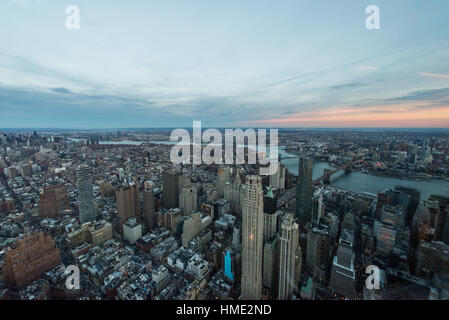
[69,138,449,200]
[281,157,449,201]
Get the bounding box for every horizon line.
[1,126,449,131]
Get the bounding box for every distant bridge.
[276,159,363,209]
[279,154,329,161]
[312,162,353,185]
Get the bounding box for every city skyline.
[1,1,449,128]
[0,125,448,301]
[1,0,449,308]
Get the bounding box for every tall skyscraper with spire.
[278,213,299,300]
[296,156,313,224]
[241,175,264,300]
[76,164,95,224]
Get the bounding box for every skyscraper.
[217,166,231,199]
[116,183,140,232]
[76,165,95,224]
[163,171,184,209]
[264,187,278,215]
[224,170,243,211]
[263,189,278,242]
[330,230,357,299]
[181,212,202,247]
[143,181,155,230]
[179,183,197,216]
[262,189,280,298]
[241,175,264,300]
[263,235,280,297]
[395,185,421,226]
[306,227,330,281]
[312,193,324,227]
[296,156,313,224]
[263,212,277,242]
[269,161,285,193]
[278,213,299,300]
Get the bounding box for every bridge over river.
[276,159,363,209]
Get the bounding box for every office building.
[224,170,243,211]
[157,208,182,233]
[99,180,113,197]
[415,240,449,278]
[330,230,357,299]
[2,232,61,289]
[269,161,285,193]
[217,166,231,199]
[76,165,95,224]
[263,235,279,296]
[181,212,202,247]
[179,183,197,216]
[123,218,142,245]
[143,181,156,230]
[116,183,140,232]
[296,157,313,224]
[306,228,329,281]
[278,213,299,300]
[241,175,264,300]
[163,171,179,209]
[263,188,278,241]
[312,193,324,227]
[38,184,69,219]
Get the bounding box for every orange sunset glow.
[244,101,449,127]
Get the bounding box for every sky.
[1,0,449,128]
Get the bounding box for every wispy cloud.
[329,82,368,90]
[385,87,449,102]
[418,72,449,79]
[243,84,449,128]
[50,87,72,94]
[1,1,449,127]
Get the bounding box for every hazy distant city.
[1,0,449,302]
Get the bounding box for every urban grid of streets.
[0,128,448,300]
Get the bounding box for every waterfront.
[282,158,449,201]
[69,139,449,200]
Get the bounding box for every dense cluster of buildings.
[0,129,448,300]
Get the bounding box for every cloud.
[0,52,98,90]
[385,87,449,102]
[0,86,174,128]
[241,81,449,128]
[0,85,282,128]
[243,102,449,128]
[50,87,72,94]
[418,72,449,79]
[329,83,367,90]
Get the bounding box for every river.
[282,156,449,200]
[68,138,449,200]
